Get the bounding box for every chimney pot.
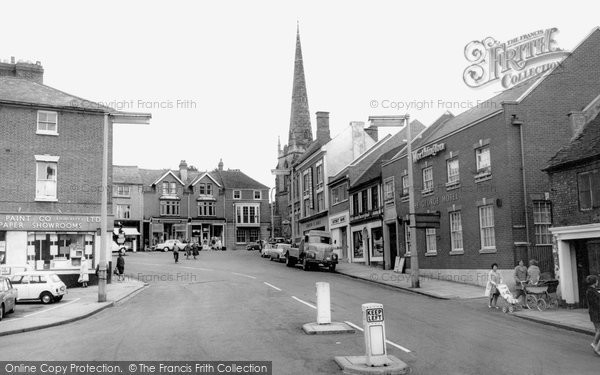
[179,160,188,183]
[316,111,331,143]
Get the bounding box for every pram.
[496,283,522,313]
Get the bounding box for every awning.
[113,227,141,236]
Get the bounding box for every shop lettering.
[331,216,346,225]
[0,214,100,231]
[412,143,445,162]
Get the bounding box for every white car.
[155,239,185,252]
[10,272,67,304]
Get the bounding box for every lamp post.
[269,186,276,239]
[99,112,151,302]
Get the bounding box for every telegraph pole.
[405,114,420,288]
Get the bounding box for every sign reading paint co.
[0,214,101,231]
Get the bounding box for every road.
[0,250,597,375]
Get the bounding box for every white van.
[10,272,67,304]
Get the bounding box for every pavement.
[0,278,147,337]
[335,261,596,335]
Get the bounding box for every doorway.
[575,238,600,308]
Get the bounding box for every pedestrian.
[185,240,191,260]
[78,257,89,288]
[216,239,222,250]
[486,263,503,309]
[173,242,179,263]
[527,259,541,285]
[585,275,600,355]
[116,252,125,281]
[513,259,528,307]
[192,241,199,260]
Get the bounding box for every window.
[331,184,348,205]
[235,204,260,224]
[450,211,463,252]
[533,201,552,245]
[361,190,368,213]
[447,158,460,184]
[384,178,395,203]
[198,183,213,196]
[236,229,246,243]
[426,228,437,254]
[303,198,311,216]
[160,200,180,216]
[371,186,378,210]
[170,182,176,195]
[116,185,131,197]
[316,164,323,188]
[401,175,409,197]
[578,170,600,210]
[249,229,260,242]
[233,190,241,199]
[404,225,411,255]
[303,171,311,196]
[353,230,364,258]
[254,190,262,200]
[162,182,169,195]
[162,181,177,196]
[476,147,491,174]
[37,111,58,135]
[198,202,215,216]
[352,194,359,216]
[116,204,131,219]
[422,166,433,193]
[479,205,495,249]
[316,192,324,212]
[36,161,57,200]
[371,227,384,258]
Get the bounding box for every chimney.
[218,158,224,171]
[568,111,586,140]
[350,121,367,158]
[364,122,378,142]
[0,58,44,84]
[316,111,331,143]
[179,160,188,183]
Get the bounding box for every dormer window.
[37,111,58,135]
[198,183,213,196]
[162,181,177,196]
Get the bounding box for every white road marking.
[231,272,256,279]
[180,266,214,271]
[264,282,282,291]
[16,298,82,319]
[292,296,317,309]
[344,321,412,353]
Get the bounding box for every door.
[11,275,31,300]
[388,223,397,269]
[340,227,348,260]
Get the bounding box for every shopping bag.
[484,282,491,297]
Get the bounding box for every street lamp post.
[270,187,276,239]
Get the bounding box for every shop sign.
[330,213,348,228]
[304,219,323,230]
[412,143,445,162]
[0,214,101,231]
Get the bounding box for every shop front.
[150,218,188,245]
[551,223,600,307]
[350,220,384,266]
[329,212,349,261]
[191,219,225,249]
[112,225,141,252]
[0,213,110,286]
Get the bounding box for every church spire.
[288,22,312,149]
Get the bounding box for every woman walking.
[78,257,89,288]
[487,263,503,309]
[585,275,600,355]
[116,252,125,281]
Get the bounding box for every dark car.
[246,240,266,251]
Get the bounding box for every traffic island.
[334,355,409,375]
[302,321,355,335]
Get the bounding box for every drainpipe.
[512,116,531,255]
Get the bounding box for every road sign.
[413,212,441,229]
[366,307,384,323]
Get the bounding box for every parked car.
[111,241,127,253]
[286,230,338,272]
[246,240,266,251]
[0,276,17,320]
[268,243,289,263]
[268,237,287,245]
[10,272,67,304]
[155,239,185,252]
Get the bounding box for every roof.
[152,170,185,186]
[351,145,405,189]
[293,139,326,167]
[0,76,116,112]
[213,169,269,190]
[113,166,143,184]
[545,113,600,171]
[190,172,222,187]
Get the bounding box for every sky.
[2,0,599,191]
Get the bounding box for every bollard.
[362,303,387,367]
[316,282,331,324]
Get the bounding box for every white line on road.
[231,272,256,279]
[15,298,82,319]
[292,296,316,309]
[344,321,412,353]
[180,266,214,271]
[264,282,282,291]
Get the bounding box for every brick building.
[0,59,150,285]
[139,160,270,250]
[112,166,143,251]
[545,95,600,307]
[380,28,600,288]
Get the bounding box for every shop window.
[37,110,58,135]
[426,228,437,255]
[450,211,463,253]
[371,227,384,258]
[28,232,94,271]
[36,161,57,200]
[479,205,496,250]
[533,201,552,245]
[353,230,364,259]
[0,231,6,265]
[117,204,131,219]
[578,170,600,210]
[422,166,433,194]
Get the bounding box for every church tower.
[273,23,314,239]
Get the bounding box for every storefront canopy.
[113,227,140,236]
